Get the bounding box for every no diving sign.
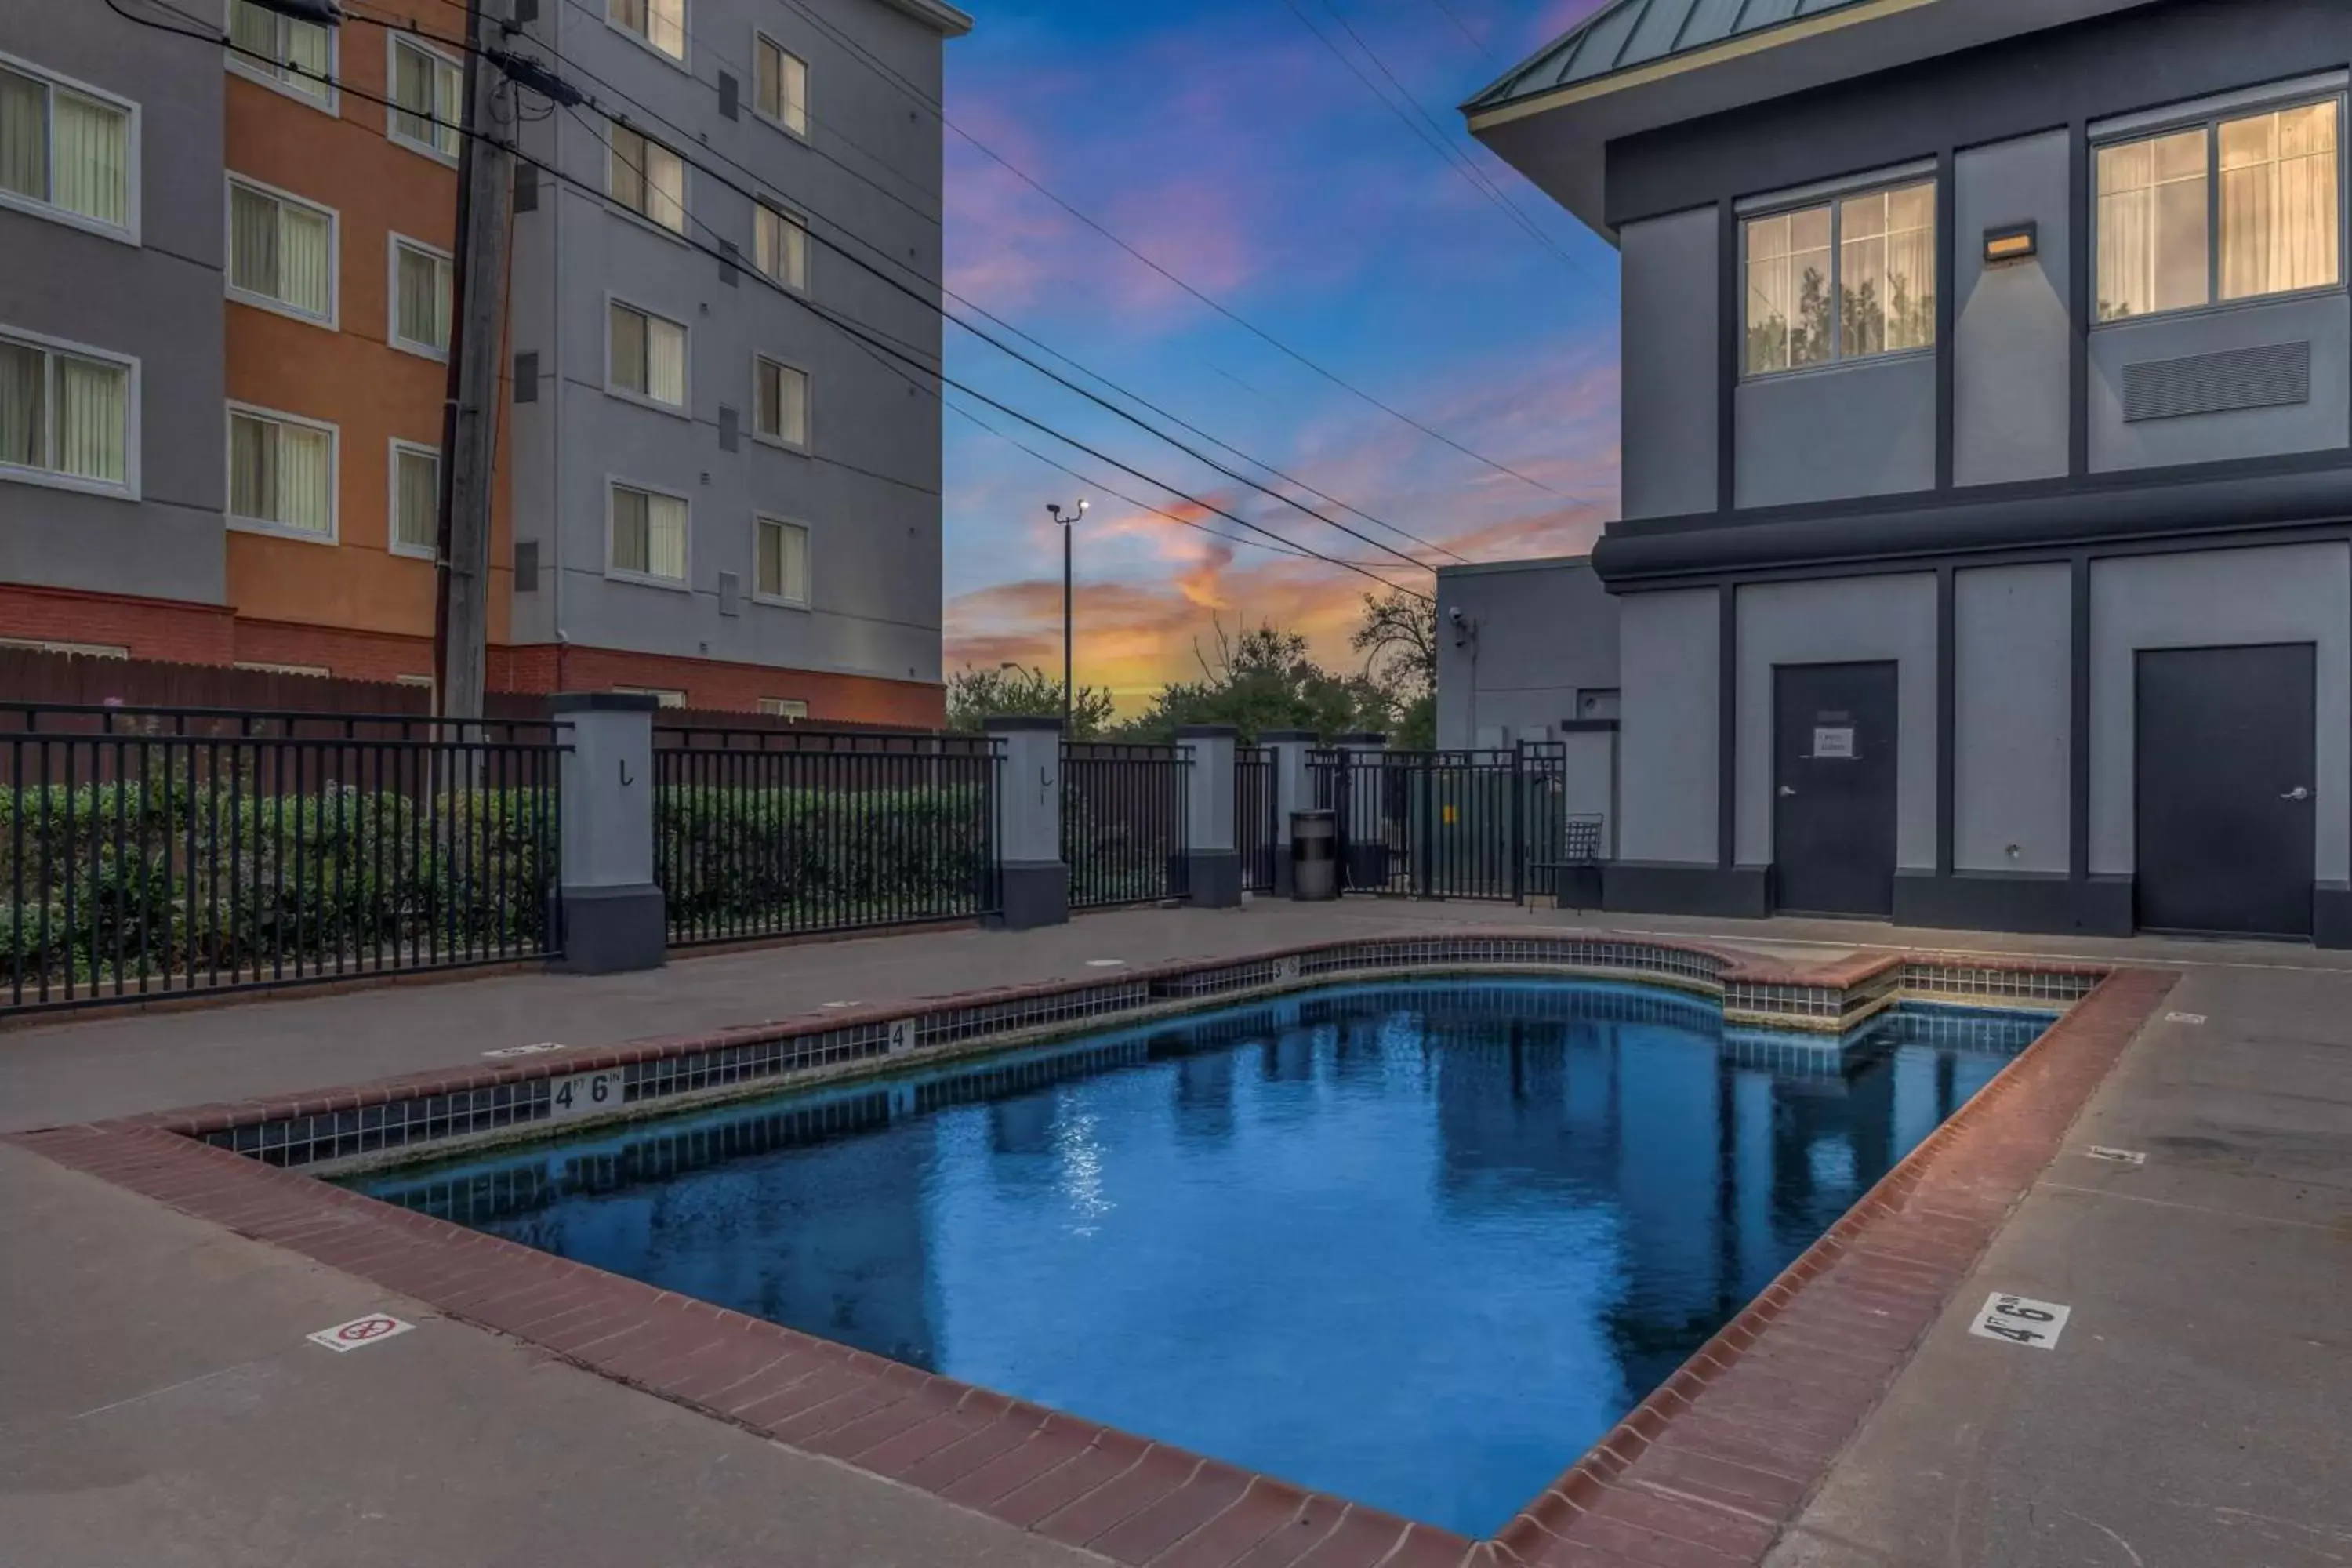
[307,1312,416,1353]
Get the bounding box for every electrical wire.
[1422,0,1498,63]
[102,0,1434,600]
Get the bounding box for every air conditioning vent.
[2122,340,2310,422]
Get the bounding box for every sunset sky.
[938,0,1619,707]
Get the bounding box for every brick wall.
[494,645,946,726]
[0,584,237,665]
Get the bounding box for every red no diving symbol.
[338,1316,399,1343]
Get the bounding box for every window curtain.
[757,209,807,289]
[278,203,331,318]
[645,142,684,231]
[276,422,331,532]
[757,518,781,597]
[646,493,687,579]
[646,317,684,404]
[610,303,647,391]
[228,2,277,65]
[0,340,43,469]
[2222,103,2339,300]
[612,485,650,573]
[431,56,462,156]
[609,128,646,212]
[285,17,330,100]
[1881,183,1936,352]
[55,356,125,483]
[394,449,437,550]
[649,0,686,60]
[230,413,274,521]
[775,521,807,601]
[393,42,434,146]
[775,364,806,444]
[230,183,280,298]
[51,93,127,227]
[0,67,47,204]
[398,245,448,350]
[762,47,807,134]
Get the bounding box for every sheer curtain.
[645,142,684,231]
[612,485,649,573]
[610,303,646,391]
[285,17,331,100]
[1,67,47,204]
[55,357,125,483]
[230,413,274,521]
[646,317,685,405]
[647,494,687,579]
[278,204,331,318]
[51,92,127,227]
[230,183,279,297]
[397,245,448,350]
[777,364,807,445]
[649,0,686,60]
[0,341,43,469]
[609,128,646,212]
[2223,103,2339,299]
[394,448,437,550]
[392,41,434,146]
[775,521,807,602]
[277,423,331,532]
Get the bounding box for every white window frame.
[751,31,808,140]
[1739,169,1940,381]
[234,659,331,677]
[604,122,690,243]
[752,513,811,608]
[224,0,339,116]
[613,684,688,706]
[753,197,809,292]
[387,437,440,561]
[604,475,691,590]
[0,635,131,659]
[2091,85,2350,329]
[394,673,437,691]
[224,173,339,329]
[387,232,454,360]
[0,49,141,245]
[0,322,141,500]
[384,32,463,165]
[225,401,339,544]
[757,696,808,719]
[751,351,811,451]
[604,293,692,417]
[607,0,690,71]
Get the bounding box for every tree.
[1116,619,1391,743]
[1351,590,1436,750]
[945,664,1116,739]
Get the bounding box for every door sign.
[1812,727,1856,760]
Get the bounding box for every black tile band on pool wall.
[191,933,2106,1171]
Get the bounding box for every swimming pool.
[355,979,2053,1535]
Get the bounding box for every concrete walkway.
[4,901,2350,1567]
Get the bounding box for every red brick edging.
[9,964,2173,1568]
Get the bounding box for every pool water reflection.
[357,981,2050,1535]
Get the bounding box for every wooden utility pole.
[434,0,515,726]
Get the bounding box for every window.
[609,301,687,407]
[388,36,462,160]
[225,178,334,325]
[608,124,686,234]
[757,697,808,719]
[0,328,132,492]
[0,636,129,659]
[228,406,336,539]
[609,0,686,61]
[754,35,807,136]
[0,56,135,238]
[390,441,437,557]
[754,516,809,604]
[391,237,452,356]
[610,481,687,582]
[614,685,688,707]
[234,660,330,677]
[2098,98,2342,321]
[394,673,436,690]
[227,0,332,108]
[754,355,808,447]
[754,201,808,290]
[1744,178,1936,376]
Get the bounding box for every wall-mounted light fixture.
[1983,222,2039,264]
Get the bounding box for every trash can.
[1290,810,1338,901]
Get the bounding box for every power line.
[358,0,1486,563]
[763,0,1582,503]
[1422,0,1498,63]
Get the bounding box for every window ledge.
[751,108,811,145]
[605,568,691,593]
[751,430,811,455]
[390,539,438,562]
[228,287,338,334]
[226,57,339,118]
[0,189,137,248]
[604,19,691,74]
[1740,343,1936,387]
[2092,284,2350,334]
[0,463,138,503]
[390,335,450,365]
[229,516,339,546]
[606,385,694,421]
[752,591,811,611]
[603,200,693,249]
[387,130,461,169]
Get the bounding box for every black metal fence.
[655,728,1001,946]
[1236,746,1276,893]
[1062,742,1190,909]
[1312,742,1570,901]
[2,702,564,1016]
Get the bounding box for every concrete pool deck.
[4,901,2350,1566]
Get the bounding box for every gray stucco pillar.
[1336,731,1388,891]
[553,692,666,974]
[1260,730,1318,896]
[985,717,1069,930]
[1177,724,1240,908]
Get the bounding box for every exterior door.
[2136,644,2316,938]
[1773,662,1900,918]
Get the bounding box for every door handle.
[1777,785,1797,798]
[2283,786,2312,802]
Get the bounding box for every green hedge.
[656,781,994,936]
[0,779,556,995]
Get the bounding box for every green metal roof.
[1466,0,1881,113]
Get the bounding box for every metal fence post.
[551,692,665,974]
[985,717,1069,930]
[1512,740,1527,904]
[1337,731,1387,892]
[1175,724,1240,908]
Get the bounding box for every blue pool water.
[356,981,2051,1535]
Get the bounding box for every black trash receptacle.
[1290,811,1338,901]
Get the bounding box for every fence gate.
[1062,742,1190,909]
[1236,746,1276,893]
[1310,742,1569,901]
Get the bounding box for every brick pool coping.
[6,938,2172,1568]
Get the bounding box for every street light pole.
[1047,499,1088,733]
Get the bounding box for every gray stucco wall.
[2089,292,2352,474]
[1954,563,2071,873]
[1733,354,1937,510]
[2089,543,2350,880]
[1734,574,1938,872]
[1954,130,2071,488]
[0,16,225,605]
[505,0,946,688]
[1619,207,1717,520]
[1616,587,1717,865]
[1434,557,1620,750]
